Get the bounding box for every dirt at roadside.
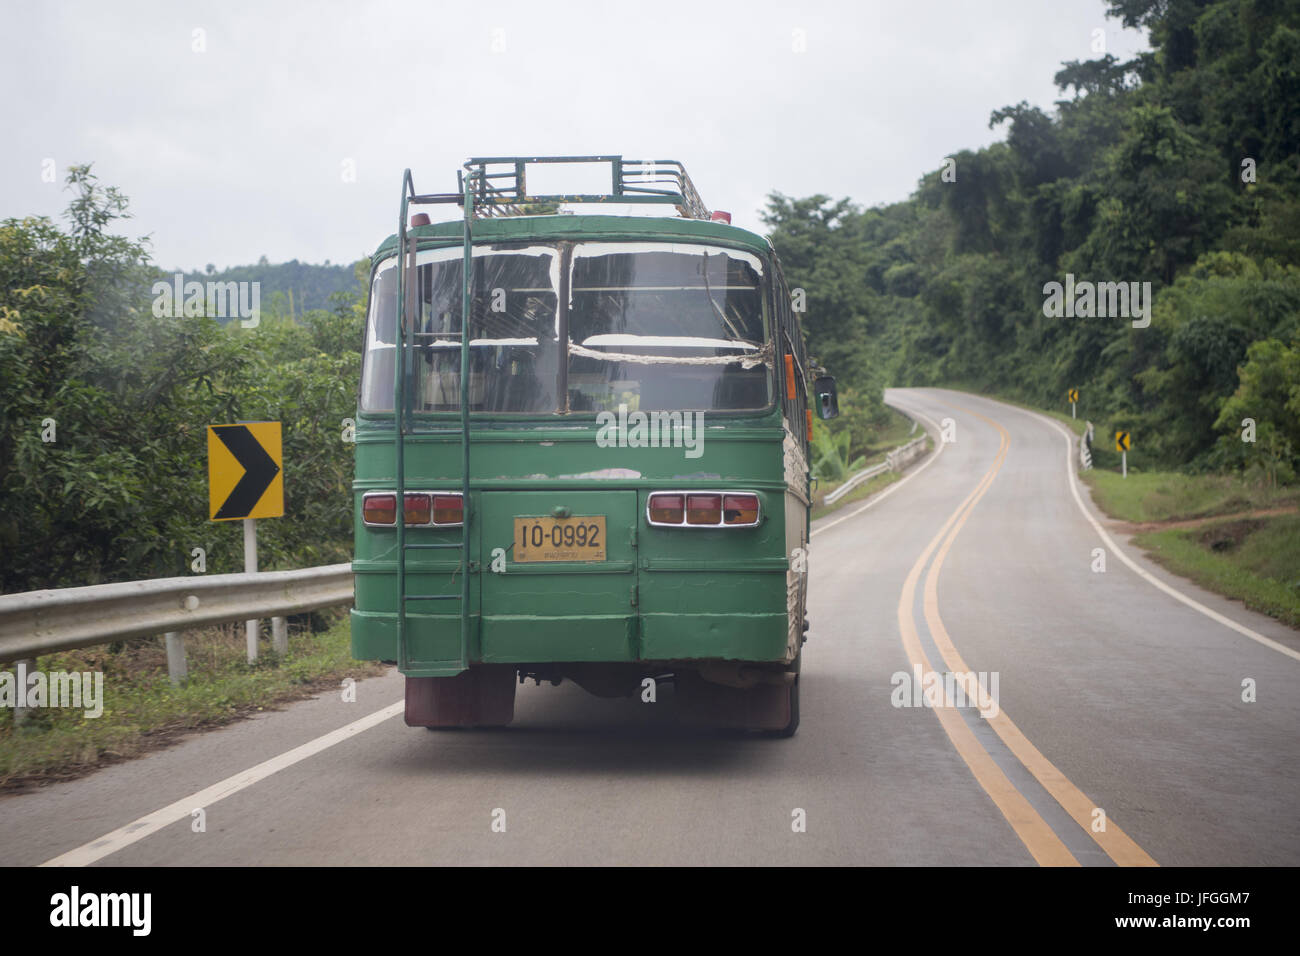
[1110,506,1298,536]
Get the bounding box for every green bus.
[351,157,837,736]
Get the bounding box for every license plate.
[513,516,606,563]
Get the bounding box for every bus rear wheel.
[405,665,516,729]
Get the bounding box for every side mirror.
[814,375,839,419]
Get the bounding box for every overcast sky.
[1,0,1148,271]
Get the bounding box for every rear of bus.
[351,216,809,734]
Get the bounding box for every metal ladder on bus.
[392,169,480,675]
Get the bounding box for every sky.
[0,0,1149,272]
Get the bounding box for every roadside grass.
[1083,470,1300,523]
[858,406,920,465]
[0,612,385,790]
[1135,515,1300,628]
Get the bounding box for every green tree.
[1213,337,1300,484]
[0,166,368,593]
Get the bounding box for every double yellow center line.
[897,399,1157,867]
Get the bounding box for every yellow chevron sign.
[208,422,283,521]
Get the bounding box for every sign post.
[1115,430,1131,479]
[243,517,258,662]
[1068,388,1079,419]
[208,422,284,662]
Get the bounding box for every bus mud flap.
[405,665,517,727]
[675,670,791,731]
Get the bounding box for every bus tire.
[405,666,516,728]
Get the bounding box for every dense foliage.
[175,259,358,318]
[766,0,1300,481]
[0,167,366,593]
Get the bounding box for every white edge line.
[40,700,406,867]
[1008,400,1300,664]
[811,400,945,539]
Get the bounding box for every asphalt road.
[3,388,1297,866]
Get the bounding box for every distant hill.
[163,258,366,317]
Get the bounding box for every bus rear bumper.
[350,608,791,675]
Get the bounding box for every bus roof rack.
[400,156,712,221]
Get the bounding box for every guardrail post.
[13,657,34,726]
[164,632,187,685]
[244,518,259,663]
[271,617,288,655]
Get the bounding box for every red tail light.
[648,493,684,524]
[403,493,431,525]
[362,493,397,526]
[686,494,722,525]
[432,494,463,526]
[723,493,760,525]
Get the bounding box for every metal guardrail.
[0,564,353,662]
[823,433,930,505]
[823,462,889,505]
[886,434,928,472]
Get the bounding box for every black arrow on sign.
[212,425,280,520]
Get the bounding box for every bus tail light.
[647,491,760,528]
[363,493,397,526]
[686,494,722,525]
[432,493,464,526]
[363,491,463,526]
[723,493,759,525]
[648,493,684,524]
[403,493,431,525]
